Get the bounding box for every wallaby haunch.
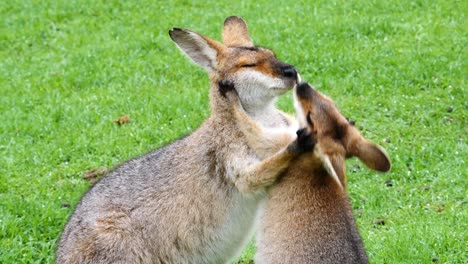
[56,17,307,264]
[223,81,391,264]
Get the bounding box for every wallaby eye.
[306,112,313,125]
[241,63,257,68]
[306,112,316,132]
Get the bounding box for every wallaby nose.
[282,66,297,79]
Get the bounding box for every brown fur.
[56,17,307,264]
[223,82,391,264]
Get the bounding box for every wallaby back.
[56,17,306,264]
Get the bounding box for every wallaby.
[56,16,309,264]
[222,81,391,263]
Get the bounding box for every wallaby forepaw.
[297,128,316,152]
[288,128,316,153]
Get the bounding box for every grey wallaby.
[56,16,308,264]
[222,81,391,264]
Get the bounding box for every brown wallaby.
[222,81,391,264]
[56,17,310,264]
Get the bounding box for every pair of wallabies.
[57,17,391,263]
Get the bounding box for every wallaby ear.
[169,28,224,72]
[318,152,344,190]
[222,16,254,47]
[329,155,346,188]
[354,140,391,172]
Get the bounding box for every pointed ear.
[169,28,224,72]
[222,16,254,47]
[318,152,344,190]
[329,155,346,188]
[353,140,391,172]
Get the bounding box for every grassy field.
[1,0,466,263]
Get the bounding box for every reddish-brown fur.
[256,82,391,263]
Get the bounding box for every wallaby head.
[294,82,391,188]
[169,16,298,114]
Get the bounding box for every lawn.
[1,0,466,263]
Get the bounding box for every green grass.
[0,0,466,263]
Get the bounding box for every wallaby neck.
[242,100,285,128]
